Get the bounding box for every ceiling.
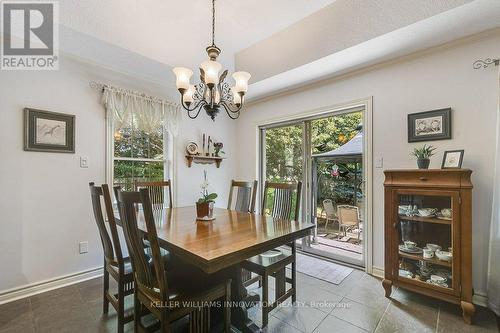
[57,0,500,100]
[60,0,335,71]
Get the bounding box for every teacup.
[441,208,452,218]
[426,244,441,252]
[398,205,412,215]
[418,208,437,217]
[423,248,434,259]
[404,241,417,249]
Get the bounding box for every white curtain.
[487,68,500,316]
[101,86,181,136]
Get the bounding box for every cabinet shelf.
[399,251,452,267]
[186,155,225,168]
[399,215,451,225]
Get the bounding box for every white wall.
[234,32,500,296]
[0,56,236,293]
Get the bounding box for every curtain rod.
[89,81,179,107]
[473,58,499,70]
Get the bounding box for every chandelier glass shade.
[172,0,251,120]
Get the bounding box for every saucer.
[399,245,423,254]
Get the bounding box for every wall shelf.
[186,155,224,168]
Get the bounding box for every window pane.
[114,127,133,158]
[265,124,303,183]
[113,160,164,191]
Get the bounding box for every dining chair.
[227,180,258,213]
[241,181,302,328]
[116,188,232,333]
[322,199,337,230]
[337,205,361,239]
[227,180,259,288]
[89,183,134,333]
[134,180,173,208]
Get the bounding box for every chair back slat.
[262,181,302,221]
[89,183,114,262]
[135,180,173,209]
[337,205,359,227]
[227,180,258,213]
[323,199,336,217]
[115,188,168,300]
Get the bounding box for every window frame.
[105,113,174,195]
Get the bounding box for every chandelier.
[172,0,251,121]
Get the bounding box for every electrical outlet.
[79,241,89,254]
[80,156,89,168]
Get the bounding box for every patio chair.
[337,205,361,240]
[322,199,337,230]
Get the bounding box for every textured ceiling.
[60,0,335,71]
[236,0,474,82]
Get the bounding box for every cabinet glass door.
[396,192,457,293]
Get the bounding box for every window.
[112,114,168,191]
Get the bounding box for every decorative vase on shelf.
[417,158,430,169]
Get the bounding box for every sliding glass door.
[259,108,366,268]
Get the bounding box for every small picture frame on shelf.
[408,108,451,143]
[441,150,464,169]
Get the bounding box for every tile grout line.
[372,290,395,332]
[435,304,441,333]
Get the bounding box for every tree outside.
[113,125,164,190]
[264,112,363,217]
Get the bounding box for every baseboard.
[473,292,488,307]
[371,266,384,279]
[368,266,489,307]
[0,267,103,305]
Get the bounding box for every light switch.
[80,156,89,168]
[375,157,384,169]
[79,241,89,254]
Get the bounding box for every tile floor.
[0,268,498,333]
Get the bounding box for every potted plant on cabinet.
[196,170,217,220]
[411,144,436,169]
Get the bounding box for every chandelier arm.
[220,100,243,116]
[186,102,206,119]
[179,94,207,113]
[221,103,240,120]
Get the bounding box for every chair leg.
[160,310,170,333]
[291,242,297,304]
[262,272,269,328]
[117,283,125,333]
[133,290,140,333]
[224,281,231,333]
[103,264,109,314]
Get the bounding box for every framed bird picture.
[24,108,75,153]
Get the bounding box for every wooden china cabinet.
[383,169,475,324]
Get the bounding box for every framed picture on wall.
[24,108,75,153]
[408,108,451,142]
[441,150,464,169]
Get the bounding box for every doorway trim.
[255,97,373,274]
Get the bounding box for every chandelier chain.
[211,0,216,46]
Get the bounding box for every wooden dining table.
[115,205,314,332]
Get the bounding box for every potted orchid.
[196,170,217,220]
